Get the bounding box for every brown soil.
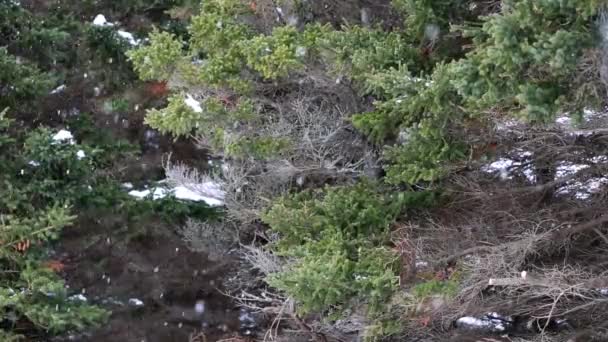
[39,77,243,342]
[50,212,241,342]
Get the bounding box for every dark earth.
[40,79,248,342]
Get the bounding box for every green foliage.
[411,279,459,300]
[392,0,474,40]
[79,0,185,14]
[18,128,99,205]
[451,0,599,121]
[84,25,138,86]
[241,25,312,79]
[0,113,108,337]
[345,1,602,184]
[0,1,75,68]
[0,330,23,342]
[322,26,421,85]
[263,183,436,316]
[3,266,109,333]
[110,97,131,113]
[127,1,608,339]
[0,48,54,110]
[145,93,201,136]
[127,29,184,81]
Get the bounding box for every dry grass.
[178,218,236,260]
[386,125,608,340]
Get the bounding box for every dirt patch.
[51,213,243,342]
[37,72,242,342]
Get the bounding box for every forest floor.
[15,1,608,342]
[34,57,249,342]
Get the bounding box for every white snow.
[52,129,75,144]
[557,177,608,200]
[92,15,140,46]
[415,261,429,268]
[455,316,506,332]
[92,14,114,27]
[555,116,572,125]
[185,94,203,113]
[128,188,164,200]
[50,84,66,94]
[117,30,140,46]
[122,182,134,189]
[128,298,144,307]
[456,317,495,329]
[76,150,86,160]
[68,294,88,302]
[555,162,589,179]
[295,46,307,58]
[194,300,206,314]
[590,155,608,164]
[555,108,608,136]
[553,161,607,199]
[127,179,225,207]
[174,183,224,206]
[481,150,536,183]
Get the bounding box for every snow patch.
[50,84,66,94]
[295,46,307,58]
[496,119,522,132]
[117,30,140,46]
[555,162,589,179]
[127,180,225,207]
[557,177,608,200]
[128,298,144,307]
[481,151,535,182]
[555,116,572,125]
[455,312,513,333]
[456,316,505,332]
[76,150,86,160]
[68,294,87,302]
[590,155,608,164]
[194,300,206,314]
[52,129,75,144]
[92,14,114,27]
[185,94,203,113]
[555,108,608,136]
